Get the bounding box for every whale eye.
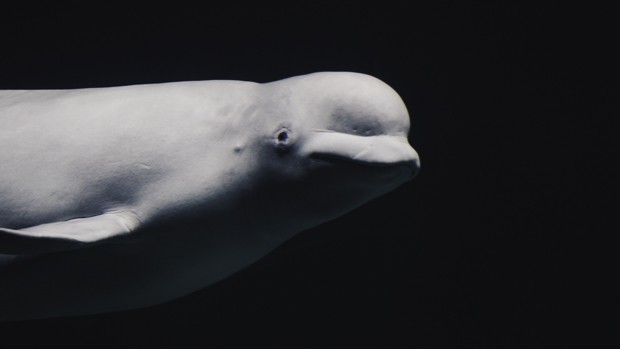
[274,128,292,155]
[275,128,291,144]
[277,131,289,142]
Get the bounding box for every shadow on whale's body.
[0,72,420,321]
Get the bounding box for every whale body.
[0,72,420,321]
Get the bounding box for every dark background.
[0,2,615,348]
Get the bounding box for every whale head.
[247,72,420,233]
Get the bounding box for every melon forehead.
[290,72,411,135]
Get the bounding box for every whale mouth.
[302,131,420,179]
[311,153,419,180]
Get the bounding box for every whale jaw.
[301,131,420,180]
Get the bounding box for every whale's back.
[0,81,260,229]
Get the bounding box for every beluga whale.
[0,72,420,321]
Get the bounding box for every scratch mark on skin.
[136,163,151,170]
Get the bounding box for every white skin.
[0,72,419,321]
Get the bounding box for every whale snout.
[301,131,420,180]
